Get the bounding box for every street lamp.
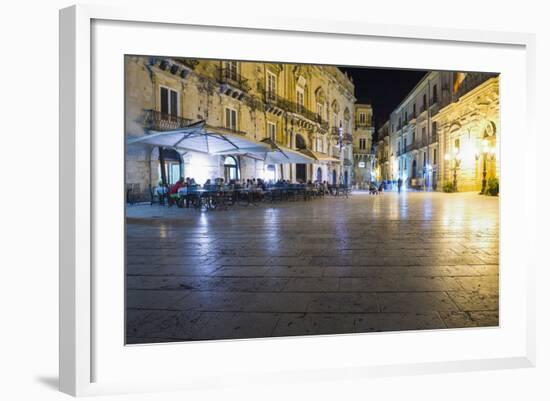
[338,122,344,185]
[445,148,461,191]
[476,138,495,194]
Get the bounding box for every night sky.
[339,67,427,140]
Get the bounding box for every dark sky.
[339,67,427,139]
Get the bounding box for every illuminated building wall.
[125,56,356,197]
[388,70,499,192]
[433,76,500,192]
[352,103,375,188]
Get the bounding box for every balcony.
[263,91,287,117]
[217,68,250,99]
[287,101,326,128]
[343,133,353,145]
[354,146,370,155]
[454,72,499,100]
[331,128,353,145]
[142,109,193,131]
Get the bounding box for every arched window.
[295,134,306,150]
[159,148,182,185]
[223,156,239,181]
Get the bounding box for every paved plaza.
[125,191,499,344]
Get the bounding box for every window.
[422,127,426,142]
[225,108,237,131]
[267,122,276,141]
[316,103,324,119]
[422,94,427,109]
[432,84,438,102]
[223,156,238,181]
[160,86,178,116]
[412,132,416,143]
[316,138,323,152]
[296,87,305,110]
[432,122,437,139]
[404,138,407,151]
[405,111,408,122]
[413,103,416,117]
[359,138,366,150]
[266,71,277,99]
[423,152,427,166]
[433,148,438,164]
[225,61,238,80]
[359,112,366,124]
[398,141,401,153]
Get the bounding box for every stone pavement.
[125,191,499,344]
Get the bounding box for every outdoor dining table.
[233,188,264,206]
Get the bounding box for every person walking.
[397,177,403,194]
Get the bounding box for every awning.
[303,150,340,163]
[260,139,315,164]
[127,121,273,155]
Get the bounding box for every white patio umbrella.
[127,121,273,155]
[214,138,315,164]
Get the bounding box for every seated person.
[168,178,185,206]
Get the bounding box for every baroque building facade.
[125,56,355,198]
[352,103,374,188]
[374,120,391,182]
[388,71,499,192]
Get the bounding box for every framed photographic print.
[59,4,536,397]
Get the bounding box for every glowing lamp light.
[455,152,462,161]
[444,153,451,161]
[479,138,489,154]
[453,147,459,155]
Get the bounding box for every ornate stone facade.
[388,71,499,192]
[352,103,374,188]
[374,121,390,182]
[125,56,356,198]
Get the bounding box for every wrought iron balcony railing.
[343,133,353,144]
[287,101,322,124]
[260,88,328,129]
[453,72,498,100]
[218,68,250,92]
[142,109,193,131]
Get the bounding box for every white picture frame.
[59,4,536,397]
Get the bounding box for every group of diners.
[153,176,350,210]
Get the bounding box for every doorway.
[296,164,306,183]
[223,156,239,182]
